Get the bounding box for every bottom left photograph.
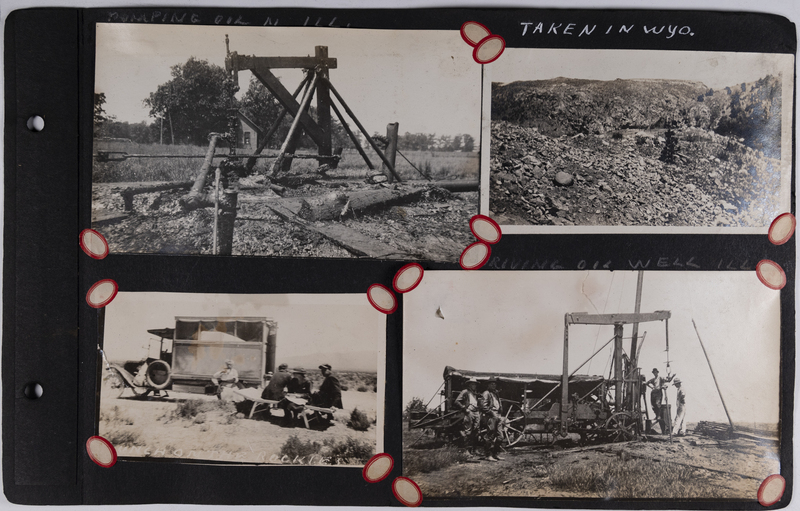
[97,292,385,466]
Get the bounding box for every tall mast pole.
[630,270,644,365]
[692,319,735,434]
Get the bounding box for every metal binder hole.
[26,115,44,132]
[23,382,43,399]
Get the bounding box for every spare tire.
[145,360,172,390]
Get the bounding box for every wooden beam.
[315,46,333,157]
[251,66,325,146]
[296,187,426,221]
[91,210,129,226]
[245,74,310,172]
[330,100,374,170]
[567,311,671,325]
[383,123,399,183]
[322,77,402,182]
[271,72,318,175]
[234,54,337,70]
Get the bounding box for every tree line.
[94,57,476,153]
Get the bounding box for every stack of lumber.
[694,421,734,440]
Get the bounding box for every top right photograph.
[481,49,794,233]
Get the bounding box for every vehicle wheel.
[102,368,127,399]
[145,360,172,390]
[501,403,527,447]
[604,412,637,443]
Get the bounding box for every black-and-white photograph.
[92,24,481,261]
[99,292,384,465]
[403,271,780,499]
[482,49,794,233]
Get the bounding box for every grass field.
[92,140,479,183]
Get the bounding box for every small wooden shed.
[236,112,262,149]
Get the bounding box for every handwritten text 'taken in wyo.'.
[520,22,695,39]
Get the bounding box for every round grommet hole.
[461,21,491,47]
[758,474,785,506]
[86,436,117,468]
[768,213,795,245]
[392,476,422,507]
[469,214,502,244]
[473,34,505,64]
[460,241,491,270]
[393,263,424,293]
[26,115,44,132]
[79,229,109,259]
[756,260,786,290]
[367,284,397,314]
[86,279,119,308]
[23,382,43,400]
[363,453,394,483]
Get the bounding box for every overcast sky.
[490,48,794,91]
[403,270,781,426]
[95,24,481,139]
[103,292,384,370]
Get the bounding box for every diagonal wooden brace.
[250,66,326,146]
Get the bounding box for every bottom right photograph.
[402,270,782,501]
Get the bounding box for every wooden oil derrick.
[224,40,401,182]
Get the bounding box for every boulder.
[554,171,574,186]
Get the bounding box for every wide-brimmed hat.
[292,368,307,375]
[319,364,332,371]
[652,368,659,373]
[467,378,478,385]
[673,378,682,385]
[225,359,233,366]
[487,376,499,383]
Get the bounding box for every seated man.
[280,368,311,424]
[211,360,238,399]
[310,364,343,410]
[259,363,292,415]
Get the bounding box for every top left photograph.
[91,23,482,261]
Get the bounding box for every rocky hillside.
[489,121,782,227]
[492,75,782,158]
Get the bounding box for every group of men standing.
[453,377,505,462]
[645,368,687,436]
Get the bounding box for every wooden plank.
[251,67,326,146]
[263,202,409,259]
[91,210,129,226]
[235,54,337,70]
[568,311,671,325]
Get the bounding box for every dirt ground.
[99,388,379,466]
[92,178,477,262]
[404,425,780,500]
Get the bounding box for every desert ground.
[99,384,379,466]
[403,422,780,500]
